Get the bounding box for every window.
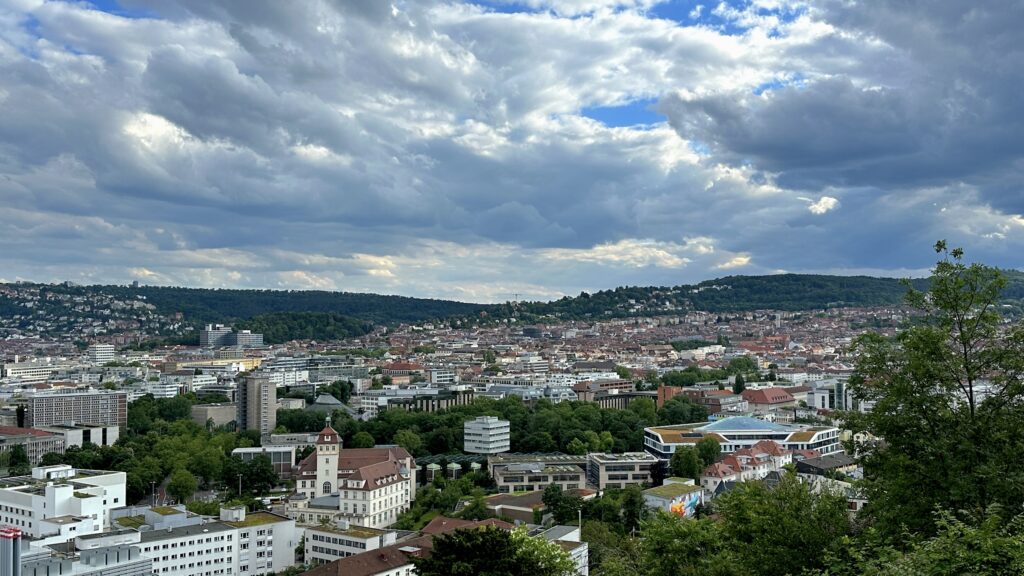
[323,481,332,494]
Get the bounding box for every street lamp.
[151,481,156,506]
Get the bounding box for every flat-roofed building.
[304,520,396,567]
[191,403,238,429]
[232,445,296,476]
[644,416,841,460]
[463,416,510,454]
[25,389,128,428]
[586,453,657,490]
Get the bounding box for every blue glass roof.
[697,417,792,432]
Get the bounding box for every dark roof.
[795,452,857,473]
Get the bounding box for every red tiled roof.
[741,388,794,405]
[0,426,53,437]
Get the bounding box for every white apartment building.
[87,344,115,365]
[2,360,70,384]
[463,416,511,454]
[0,465,127,547]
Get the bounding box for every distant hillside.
[497,271,1024,321]
[8,283,487,326]
[237,311,374,344]
[3,268,1021,341]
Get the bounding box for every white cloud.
[805,195,839,215]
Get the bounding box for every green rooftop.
[644,483,702,499]
[116,515,146,529]
[311,524,384,539]
[151,506,181,516]
[222,511,284,528]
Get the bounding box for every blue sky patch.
[581,98,665,127]
[85,0,158,19]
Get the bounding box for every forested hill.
[496,270,1024,321]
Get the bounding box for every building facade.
[25,389,128,429]
[586,453,657,490]
[237,375,276,434]
[463,416,511,454]
[643,416,842,460]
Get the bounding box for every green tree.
[658,396,707,425]
[621,485,646,534]
[8,445,30,476]
[715,470,851,576]
[732,374,746,394]
[410,526,574,576]
[641,512,739,576]
[845,242,1024,537]
[393,429,423,454]
[727,356,757,375]
[566,437,587,455]
[351,431,375,448]
[615,365,633,380]
[167,468,198,503]
[696,437,721,467]
[669,446,702,479]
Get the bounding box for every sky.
[0,0,1021,303]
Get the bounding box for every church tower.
[315,417,340,497]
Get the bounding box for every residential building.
[463,416,510,454]
[699,440,793,494]
[586,453,657,490]
[644,416,842,460]
[86,344,115,365]
[25,389,128,428]
[0,465,127,546]
[237,375,275,434]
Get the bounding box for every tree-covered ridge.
[236,311,373,344]
[21,283,489,325]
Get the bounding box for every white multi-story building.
[290,423,415,530]
[463,416,511,454]
[133,507,295,576]
[87,344,115,365]
[303,520,395,567]
[0,465,127,547]
[25,389,128,428]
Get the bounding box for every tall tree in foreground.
[411,526,575,576]
[845,242,1024,537]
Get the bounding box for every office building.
[237,375,275,434]
[463,416,511,454]
[199,324,233,348]
[25,389,128,428]
[643,416,842,460]
[586,453,657,490]
[191,403,238,429]
[0,465,127,547]
[200,325,264,348]
[304,520,395,567]
[232,445,296,475]
[87,344,115,365]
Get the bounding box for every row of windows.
[310,534,367,548]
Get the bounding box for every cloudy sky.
[1,0,1021,302]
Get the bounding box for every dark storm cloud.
[0,0,1020,300]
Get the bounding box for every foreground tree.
[845,242,1024,537]
[411,526,575,576]
[714,471,852,576]
[167,468,198,503]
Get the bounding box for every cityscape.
[2,1,1023,576]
